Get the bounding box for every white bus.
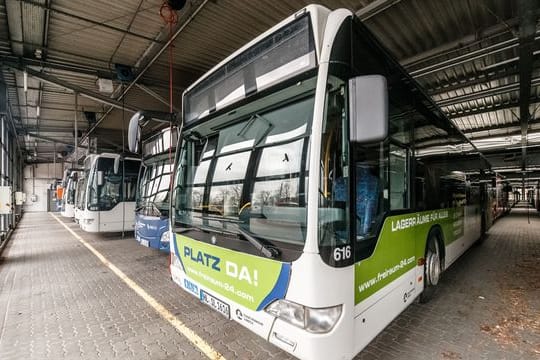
[60,169,83,218]
[79,153,141,233]
[74,171,86,224]
[169,5,490,359]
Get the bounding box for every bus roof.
[181,5,332,127]
[183,4,329,97]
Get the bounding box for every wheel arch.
[426,224,445,268]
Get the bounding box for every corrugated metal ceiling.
[0,0,538,174]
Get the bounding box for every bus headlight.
[305,306,342,333]
[265,300,342,333]
[161,231,170,243]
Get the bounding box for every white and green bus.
[170,5,490,359]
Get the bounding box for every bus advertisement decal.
[355,208,464,304]
[173,234,291,311]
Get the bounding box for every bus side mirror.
[128,111,145,153]
[114,157,120,174]
[97,171,105,186]
[128,110,174,153]
[348,75,388,143]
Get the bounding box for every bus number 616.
[334,246,351,262]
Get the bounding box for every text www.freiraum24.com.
[358,256,415,293]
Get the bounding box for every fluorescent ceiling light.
[23,71,28,92]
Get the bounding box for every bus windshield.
[88,158,140,211]
[76,176,86,210]
[174,93,314,249]
[137,159,172,216]
[66,177,77,205]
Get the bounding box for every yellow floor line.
[50,213,225,360]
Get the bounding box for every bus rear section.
[79,153,141,233]
[134,127,176,251]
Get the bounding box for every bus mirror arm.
[348,75,388,143]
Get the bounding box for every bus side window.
[388,144,409,210]
[415,161,426,211]
[355,164,380,238]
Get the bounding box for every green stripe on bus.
[355,208,464,303]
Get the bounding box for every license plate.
[200,290,230,319]
[141,239,149,247]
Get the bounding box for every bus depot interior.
[0,1,538,360]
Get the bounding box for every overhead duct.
[83,111,97,127]
[114,64,134,82]
[167,0,187,10]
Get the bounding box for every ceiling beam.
[15,0,163,44]
[81,0,209,142]
[27,132,87,148]
[409,36,521,78]
[0,55,187,91]
[135,83,180,112]
[356,0,402,21]
[417,120,540,146]
[437,77,540,107]
[447,96,540,118]
[428,67,519,96]
[16,125,83,133]
[401,18,521,67]
[2,61,139,112]
[518,0,538,170]
[116,0,208,103]
[3,62,170,122]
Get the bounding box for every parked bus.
[169,5,490,359]
[135,127,177,251]
[488,174,510,222]
[60,169,83,218]
[74,171,86,224]
[79,153,141,233]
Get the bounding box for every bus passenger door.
[387,143,416,303]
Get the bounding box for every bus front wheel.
[419,233,443,303]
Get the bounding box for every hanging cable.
[160,2,179,194]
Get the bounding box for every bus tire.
[476,215,487,245]
[419,231,443,303]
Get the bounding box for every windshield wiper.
[136,201,164,216]
[193,214,280,259]
[237,113,274,146]
[237,227,280,259]
[194,214,242,223]
[175,223,237,236]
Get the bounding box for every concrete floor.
[0,205,538,359]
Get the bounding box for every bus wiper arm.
[190,215,279,258]
[136,201,164,215]
[150,201,164,216]
[194,214,242,223]
[175,224,236,236]
[237,227,280,259]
